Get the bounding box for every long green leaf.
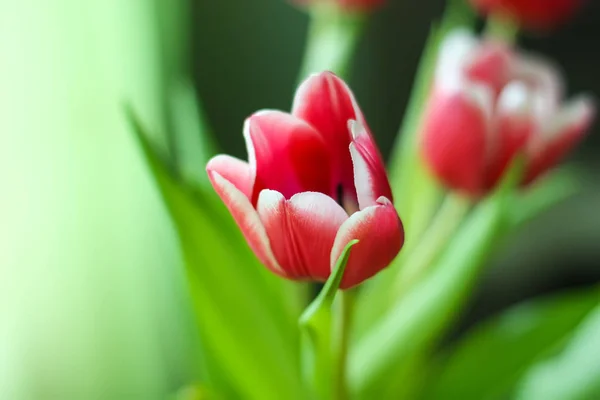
[127,108,305,400]
[424,287,599,400]
[349,158,523,397]
[169,80,217,187]
[514,297,600,400]
[511,165,582,227]
[349,193,506,396]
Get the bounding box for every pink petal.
[206,155,253,199]
[330,197,404,289]
[291,71,366,200]
[512,53,564,115]
[465,40,512,95]
[485,81,534,189]
[349,120,393,209]
[244,110,333,204]
[525,95,595,184]
[256,190,348,281]
[421,86,492,196]
[206,170,285,277]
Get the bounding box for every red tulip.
[470,0,585,29]
[206,72,404,289]
[293,0,385,12]
[422,30,595,197]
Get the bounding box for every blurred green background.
[1,0,598,398]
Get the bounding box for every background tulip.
[421,30,595,197]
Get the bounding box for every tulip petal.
[421,85,492,196]
[206,154,253,199]
[485,81,534,189]
[244,110,332,203]
[465,40,512,95]
[206,170,285,277]
[330,197,404,289]
[525,95,595,184]
[513,53,564,117]
[292,71,366,200]
[257,190,348,282]
[349,120,393,209]
[435,29,478,91]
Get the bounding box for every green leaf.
[424,287,599,400]
[511,165,582,227]
[349,155,524,397]
[349,191,508,397]
[299,240,358,400]
[514,296,600,400]
[354,194,471,340]
[168,80,217,187]
[127,108,305,400]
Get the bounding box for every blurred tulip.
[421,30,595,197]
[470,0,585,30]
[206,72,404,289]
[293,0,385,12]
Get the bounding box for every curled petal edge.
[349,120,394,209]
[330,197,404,289]
[206,170,285,277]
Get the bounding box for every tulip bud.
[207,72,404,289]
[470,0,585,30]
[421,29,595,197]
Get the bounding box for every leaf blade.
[424,287,600,400]
[127,107,305,399]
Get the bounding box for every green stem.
[484,13,519,42]
[333,289,355,400]
[298,5,365,80]
[392,194,471,299]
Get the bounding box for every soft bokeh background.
[1,0,598,398]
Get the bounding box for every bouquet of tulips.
[130,0,599,399]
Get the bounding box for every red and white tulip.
[421,29,595,197]
[206,72,404,289]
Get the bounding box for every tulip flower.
[421,30,595,197]
[470,0,585,30]
[206,72,404,289]
[293,0,385,12]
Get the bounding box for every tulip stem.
[298,5,365,80]
[333,288,355,400]
[391,194,471,298]
[485,14,519,43]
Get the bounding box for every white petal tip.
[562,95,596,128]
[348,119,365,140]
[497,81,533,118]
[436,29,477,88]
[376,196,393,206]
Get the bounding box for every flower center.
[336,183,359,215]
